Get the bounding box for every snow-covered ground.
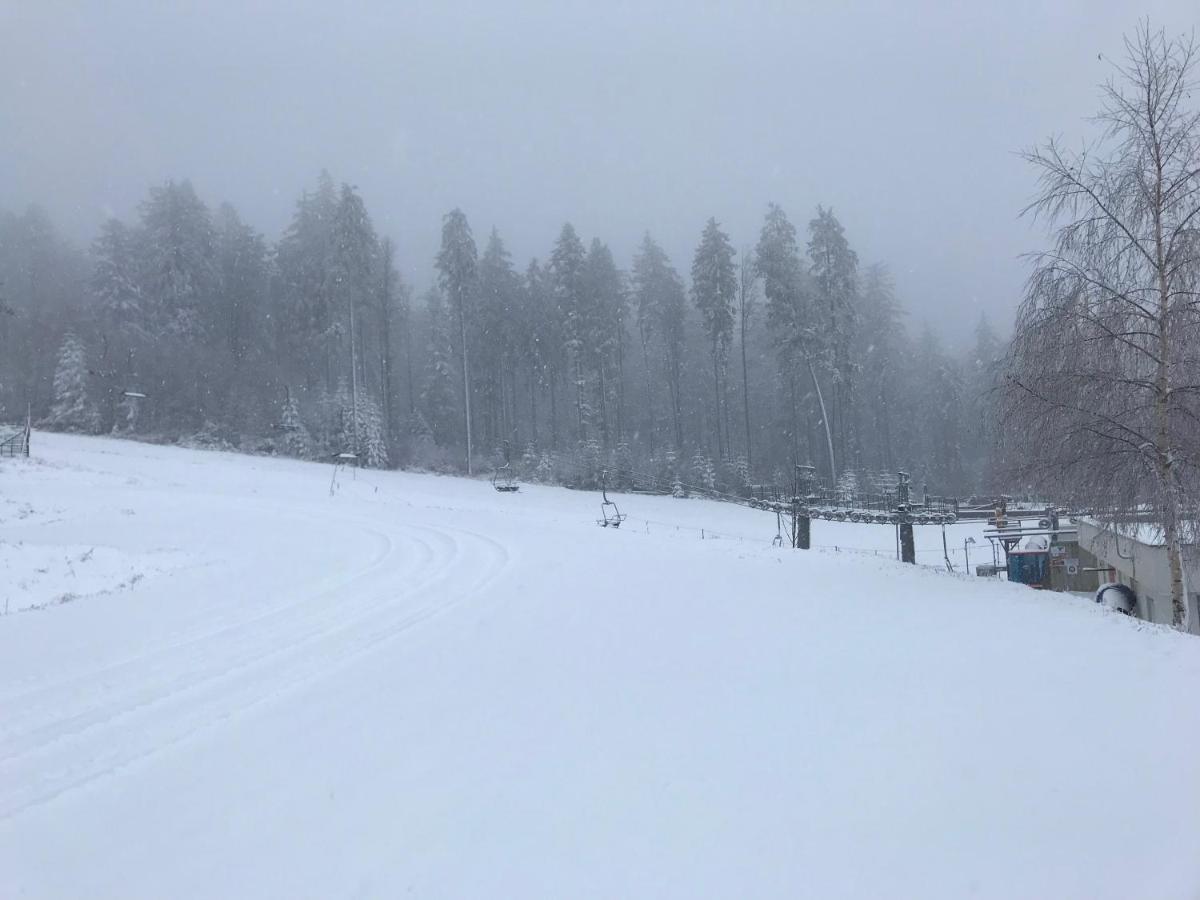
[2,433,1199,899]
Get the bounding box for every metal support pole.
[900,522,915,564]
[797,512,810,550]
[897,471,915,564]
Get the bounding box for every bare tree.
[1001,23,1200,629]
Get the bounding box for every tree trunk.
[712,342,724,461]
[1152,140,1188,629]
[615,329,625,443]
[549,370,558,449]
[458,303,472,474]
[741,316,752,470]
[639,324,655,454]
[808,357,837,484]
[529,367,538,446]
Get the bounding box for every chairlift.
[491,440,520,492]
[492,463,519,493]
[597,481,627,528]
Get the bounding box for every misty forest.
[8,5,1200,897]
[0,179,999,496]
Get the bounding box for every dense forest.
[0,173,1003,495]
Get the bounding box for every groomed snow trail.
[2,433,1200,899]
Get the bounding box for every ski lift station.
[1074,518,1200,634]
[982,507,1104,594]
[982,502,1200,634]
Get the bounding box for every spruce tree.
[420,288,458,447]
[476,229,521,447]
[550,224,589,442]
[691,218,737,460]
[46,333,98,433]
[583,238,626,447]
[632,234,686,452]
[435,209,478,472]
[279,390,311,458]
[808,206,859,468]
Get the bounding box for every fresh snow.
[2,433,1200,898]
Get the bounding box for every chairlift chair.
[492,463,519,493]
[597,483,627,528]
[491,440,520,492]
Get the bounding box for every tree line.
[0,173,1002,494]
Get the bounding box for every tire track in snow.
[0,497,400,709]
[0,513,513,821]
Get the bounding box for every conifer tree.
[583,238,626,446]
[632,234,686,452]
[140,179,216,337]
[420,287,458,447]
[549,224,590,441]
[46,333,98,432]
[808,206,859,468]
[477,229,521,447]
[856,264,908,473]
[756,204,829,478]
[691,218,737,460]
[279,389,311,458]
[435,209,478,472]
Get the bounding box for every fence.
[0,422,30,458]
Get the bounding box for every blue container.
[1007,551,1050,588]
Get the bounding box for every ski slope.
[2,433,1199,899]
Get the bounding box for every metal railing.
[0,423,30,458]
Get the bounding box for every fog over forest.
[1,0,1197,497]
[5,0,1192,338]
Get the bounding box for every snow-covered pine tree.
[535,449,556,484]
[756,203,836,483]
[691,451,717,493]
[279,390,311,458]
[434,209,478,473]
[808,205,860,471]
[855,264,908,473]
[275,172,339,390]
[632,234,687,452]
[407,411,439,469]
[576,437,603,489]
[476,229,521,449]
[613,440,634,489]
[91,218,143,330]
[521,442,540,480]
[691,218,737,461]
[732,454,751,493]
[360,394,389,468]
[420,287,458,448]
[45,334,99,433]
[140,179,216,338]
[582,238,627,448]
[550,224,591,443]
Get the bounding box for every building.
[1075,518,1200,635]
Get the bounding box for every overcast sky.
[2,0,1196,344]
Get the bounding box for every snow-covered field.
[2,433,1199,899]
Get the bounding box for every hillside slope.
[2,433,1199,899]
